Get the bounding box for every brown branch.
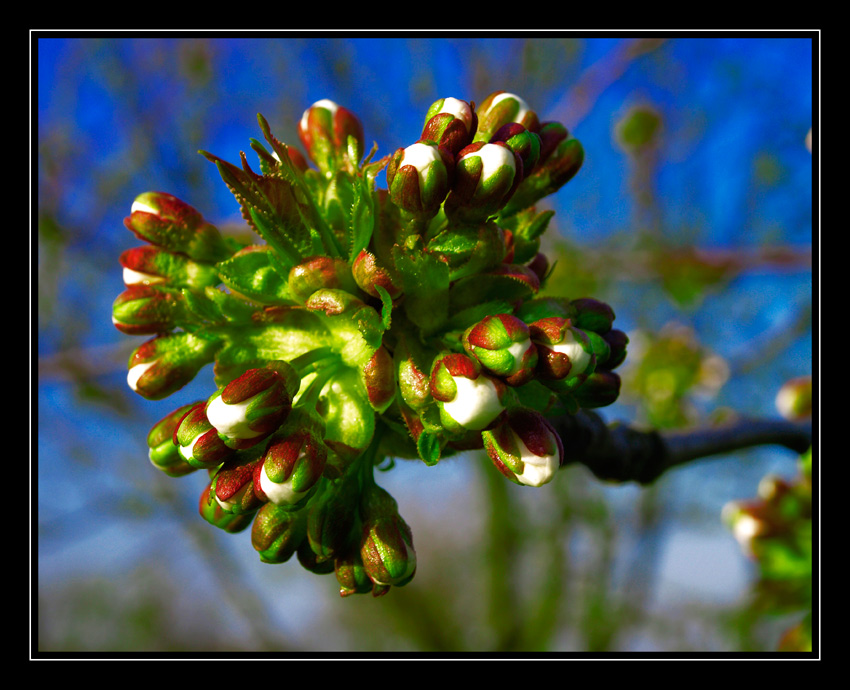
[550,410,812,485]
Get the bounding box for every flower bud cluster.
[118,90,626,599]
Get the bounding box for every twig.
[550,410,812,485]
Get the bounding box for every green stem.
[294,359,340,411]
[289,346,337,378]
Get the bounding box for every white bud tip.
[442,375,503,430]
[459,143,516,179]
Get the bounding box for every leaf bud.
[351,249,403,299]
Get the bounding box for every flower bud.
[500,136,584,217]
[119,246,220,290]
[386,140,454,220]
[536,121,569,165]
[251,501,308,564]
[306,476,361,563]
[351,249,402,299]
[359,484,416,587]
[362,346,396,413]
[474,91,540,144]
[175,401,235,469]
[298,99,365,175]
[430,353,506,432]
[124,191,230,263]
[206,361,298,449]
[198,483,254,533]
[570,297,616,334]
[334,545,377,597]
[445,142,523,223]
[211,451,266,515]
[256,425,327,507]
[463,313,538,386]
[482,408,564,487]
[529,317,596,384]
[775,376,813,421]
[288,255,361,303]
[490,123,541,177]
[112,284,187,336]
[600,329,629,371]
[146,402,200,477]
[127,332,220,400]
[571,370,622,409]
[421,97,477,156]
[395,338,433,412]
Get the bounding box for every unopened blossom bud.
[271,144,309,173]
[430,353,506,432]
[351,249,402,299]
[119,246,220,290]
[463,313,538,386]
[600,329,629,371]
[206,361,298,449]
[359,483,416,587]
[386,140,454,220]
[421,97,477,156]
[536,121,569,165]
[482,408,564,487]
[571,370,622,409]
[362,346,396,413]
[288,255,361,303]
[112,284,187,336]
[395,338,433,412]
[256,425,327,507]
[124,191,230,263]
[721,500,777,555]
[490,123,541,177]
[570,297,616,334]
[146,402,200,477]
[298,99,365,175]
[474,91,540,144]
[251,501,308,564]
[210,450,266,515]
[444,141,523,223]
[296,538,336,575]
[127,331,220,400]
[500,136,584,217]
[775,376,813,421]
[175,401,234,469]
[334,545,376,597]
[198,483,254,533]
[529,317,596,385]
[306,475,361,562]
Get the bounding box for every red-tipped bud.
[490,123,541,178]
[359,484,417,587]
[198,483,254,533]
[146,402,201,477]
[445,141,523,223]
[124,192,230,263]
[351,249,402,299]
[298,99,365,175]
[211,452,266,515]
[362,346,396,412]
[251,502,308,564]
[386,140,454,220]
[119,246,220,290]
[463,313,538,386]
[126,332,220,401]
[112,284,186,336]
[482,408,564,487]
[421,97,477,156]
[474,91,540,143]
[529,317,596,383]
[288,255,361,303]
[175,401,235,469]
[205,362,298,449]
[430,353,506,432]
[256,428,327,506]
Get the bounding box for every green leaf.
[416,430,442,466]
[216,246,296,305]
[348,174,377,261]
[391,239,450,336]
[375,284,393,332]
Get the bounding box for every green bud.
[444,142,522,223]
[298,99,365,176]
[386,140,454,221]
[127,332,220,401]
[474,91,540,144]
[463,313,538,386]
[359,483,416,587]
[251,501,308,564]
[112,284,187,336]
[421,97,477,156]
[198,483,254,533]
[120,246,220,290]
[146,402,200,477]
